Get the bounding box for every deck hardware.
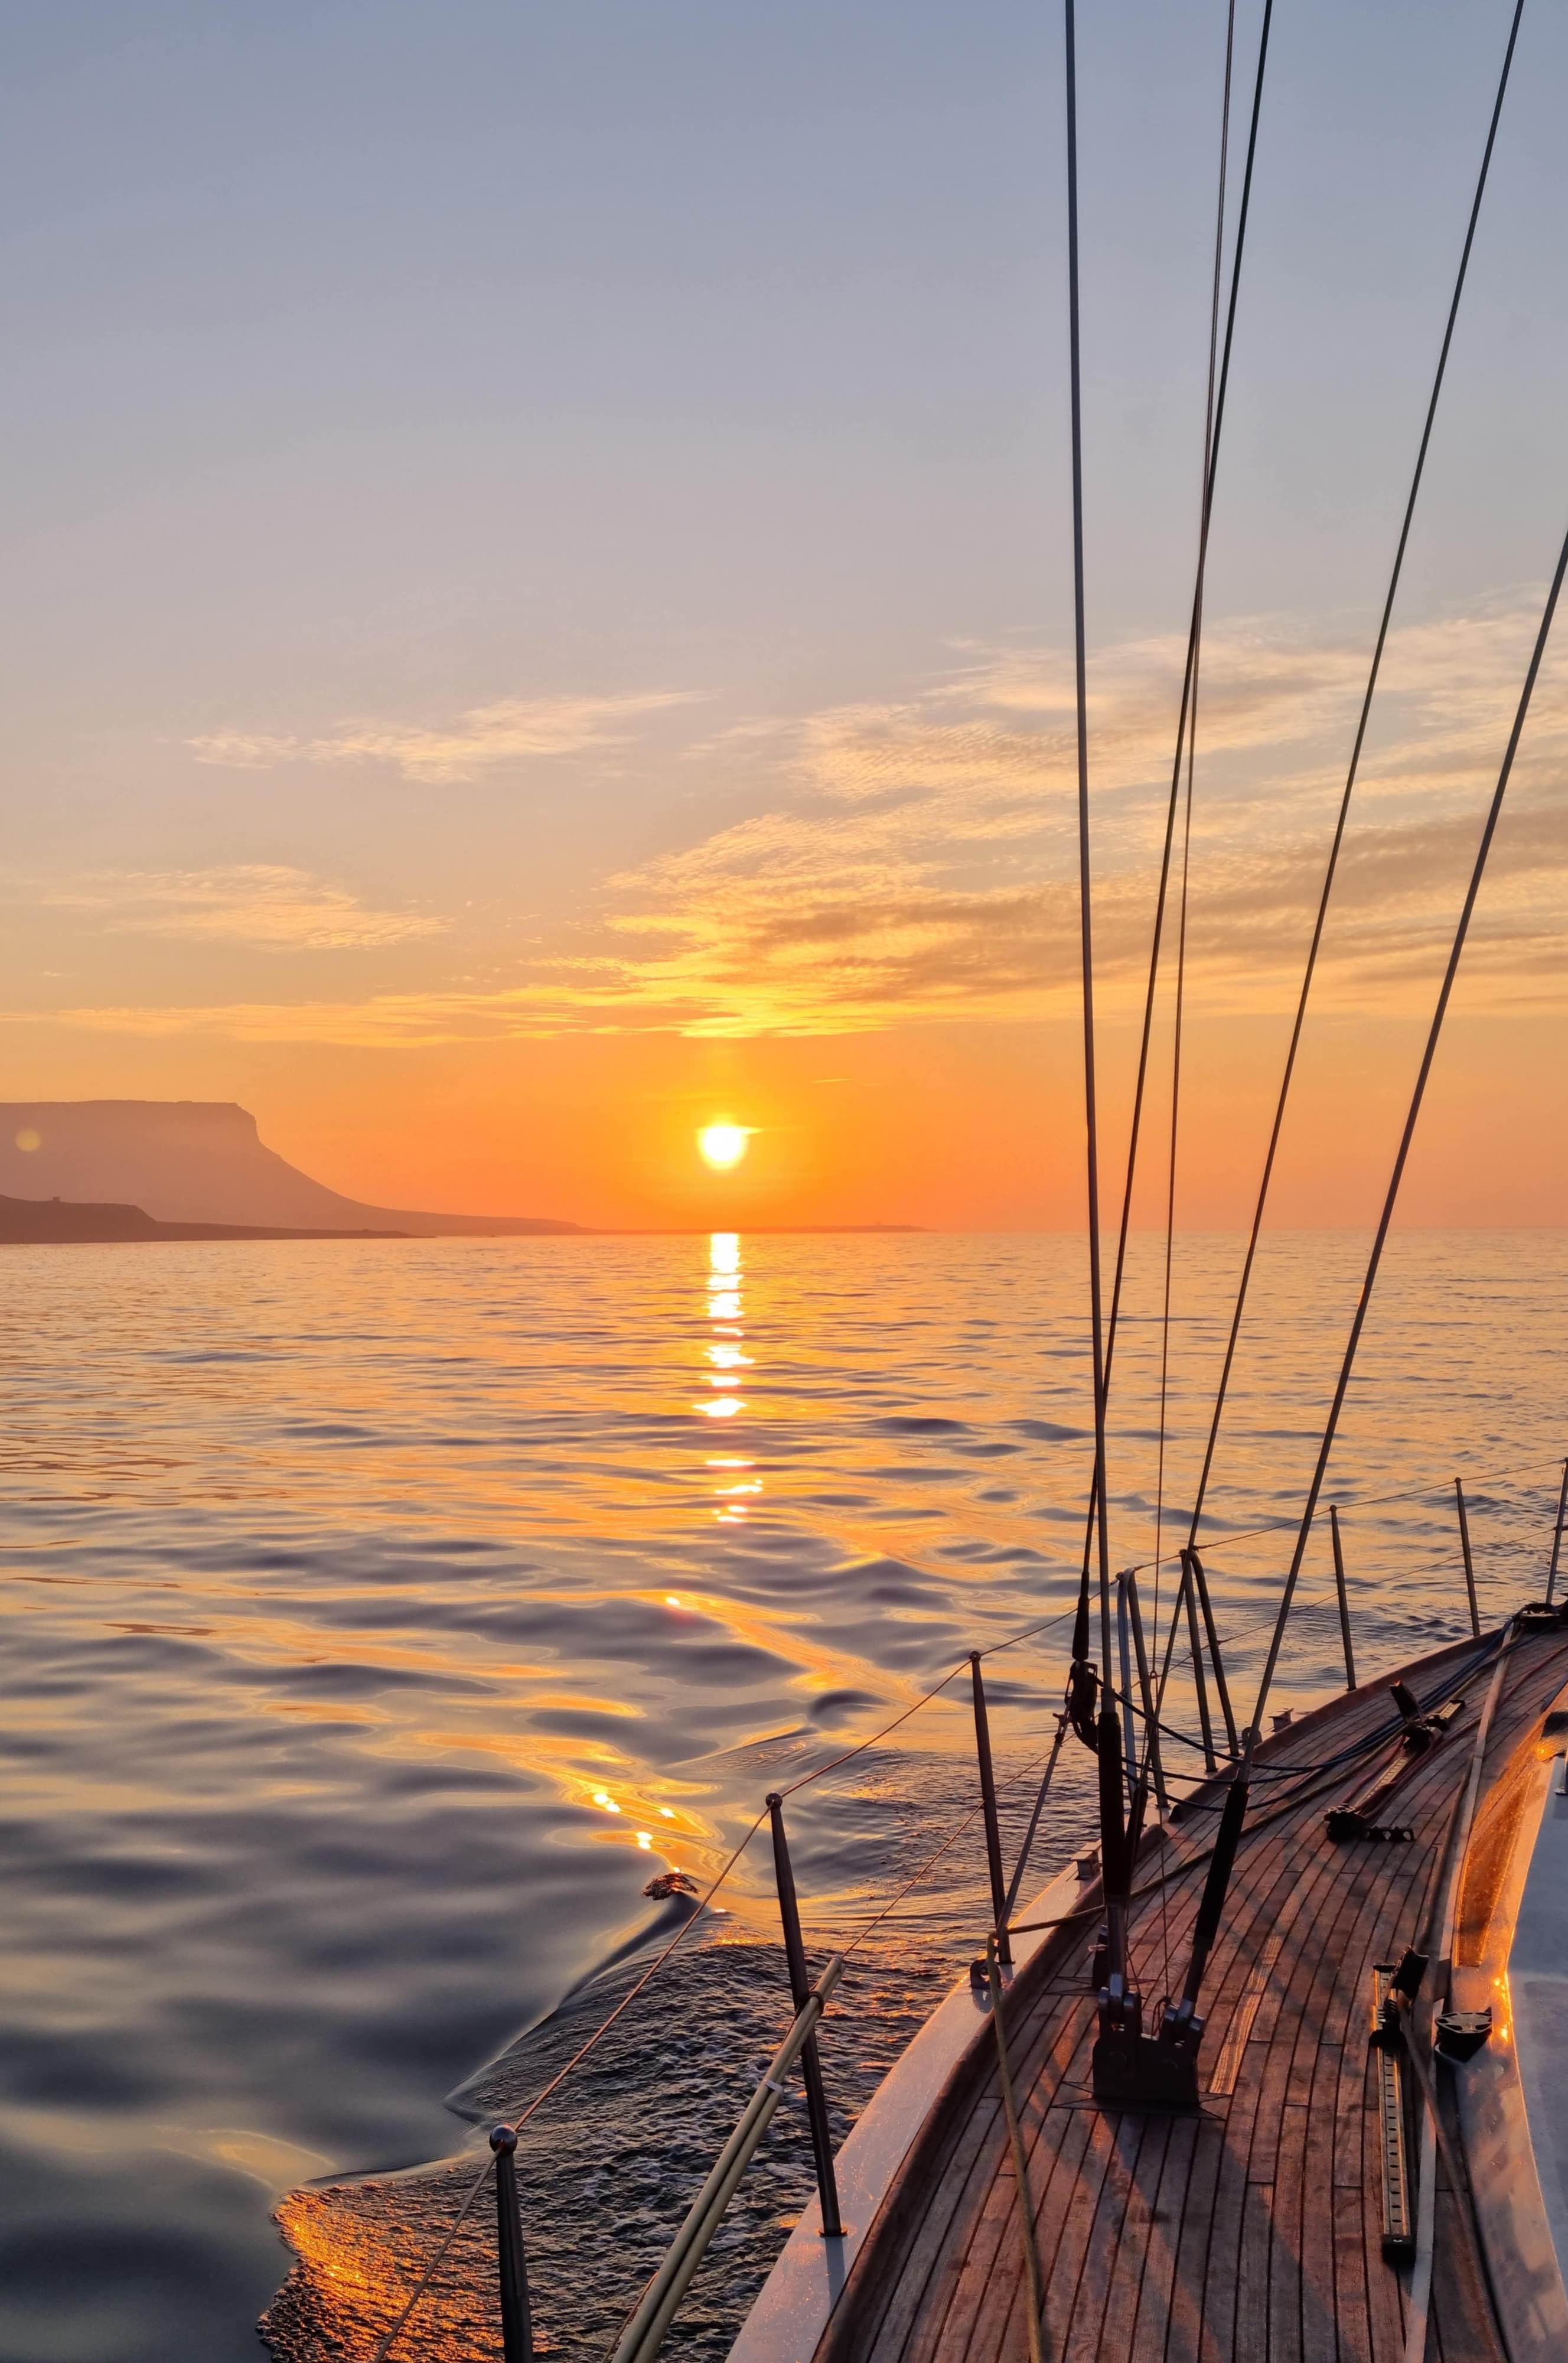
[1270,1710,1293,1732]
[488,2127,534,2363]
[1092,1764,1250,2110]
[1455,1479,1482,1638]
[1326,1692,1463,1840]
[1065,1654,1100,1752]
[764,1795,843,2238]
[1391,1948,1429,2000]
[1434,2007,1491,2062]
[1370,1967,1416,2261]
[1074,1846,1100,1882]
[1329,1504,1357,1688]
[969,1655,1012,1967]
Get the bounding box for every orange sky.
[4,5,1565,1231]
[4,1002,1562,1233]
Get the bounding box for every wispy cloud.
[188,691,703,786]
[44,865,445,951]
[22,597,1568,1043]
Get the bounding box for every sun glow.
[698,1122,749,1170]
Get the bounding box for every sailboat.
[281,7,1568,2359]
[718,2,1568,2359]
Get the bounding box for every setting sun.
[697,1122,749,1170]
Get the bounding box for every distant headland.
[0,1101,921,1245]
[0,1100,579,1239]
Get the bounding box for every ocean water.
[0,1228,1562,2361]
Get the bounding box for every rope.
[1061,0,1113,1682]
[1247,512,1568,1741]
[1181,0,1528,1562]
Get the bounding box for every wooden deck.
[812,1622,1568,2363]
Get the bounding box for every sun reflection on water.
[697,1231,747,1429]
[699,1233,757,1497]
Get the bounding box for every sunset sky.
[2,0,1565,1229]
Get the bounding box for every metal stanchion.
[1179,1552,1217,1773]
[1186,1547,1238,1755]
[489,2127,534,2363]
[1329,1504,1357,1690]
[1455,1479,1481,1638]
[1122,1568,1168,1816]
[969,1654,1012,1966]
[1547,1459,1568,1605]
[764,1794,843,2237]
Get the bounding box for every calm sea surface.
[0,1228,1563,2360]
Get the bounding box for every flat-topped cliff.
[0,1102,578,1236]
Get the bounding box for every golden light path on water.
[0,1229,1563,2358]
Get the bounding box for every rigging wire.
[1180,0,1530,1564]
[1061,0,1113,1689]
[1070,0,1270,1674]
[1246,512,1568,1744]
[1148,0,1239,1827]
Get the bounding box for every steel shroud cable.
[1246,512,1568,1742]
[1072,0,1266,1661]
[1181,0,1530,1563]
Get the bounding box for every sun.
[698,1121,749,1171]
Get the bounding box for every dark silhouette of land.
[0,1193,402,1245]
[0,1099,922,1245]
[0,1101,579,1235]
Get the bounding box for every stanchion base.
[1091,2032,1201,2112]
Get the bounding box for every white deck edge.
[726,1857,1085,2363]
[1453,1682,1568,2363]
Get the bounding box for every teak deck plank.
[806,1625,1568,2363]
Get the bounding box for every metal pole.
[1547,1459,1568,1606]
[1329,1504,1357,1690]
[1114,1576,1138,1779]
[1180,1552,1217,1773]
[1122,1568,1169,1815]
[608,1961,845,2363]
[489,2127,534,2363]
[969,1654,1013,1965]
[764,1794,843,2237]
[1187,1546,1238,1755]
[1455,1479,1481,1639]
